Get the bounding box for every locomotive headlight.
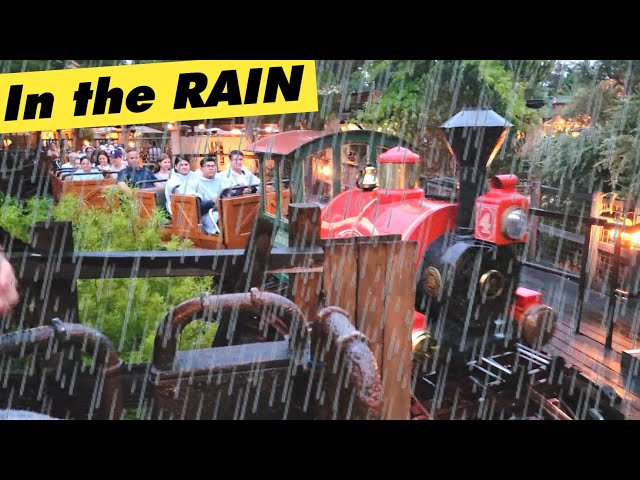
[502,207,527,240]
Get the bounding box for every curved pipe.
[0,326,56,357]
[0,322,123,420]
[315,306,383,420]
[153,288,310,371]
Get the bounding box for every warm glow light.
[486,130,507,168]
[198,123,206,130]
[543,114,592,137]
[3,139,12,147]
[322,165,332,177]
[83,140,90,147]
[128,141,135,148]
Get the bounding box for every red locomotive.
[319,109,556,360]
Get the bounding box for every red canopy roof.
[243,130,331,155]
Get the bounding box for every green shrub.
[0,192,54,241]
[3,191,217,363]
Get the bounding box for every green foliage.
[50,192,215,363]
[351,60,553,177]
[0,192,54,241]
[531,129,605,193]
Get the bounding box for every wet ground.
[520,265,640,344]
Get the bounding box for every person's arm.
[0,247,19,316]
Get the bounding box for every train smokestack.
[441,109,512,237]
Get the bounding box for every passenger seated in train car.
[84,146,96,163]
[193,154,216,177]
[195,156,228,235]
[116,148,158,195]
[107,148,127,180]
[71,156,105,181]
[218,149,261,195]
[153,154,172,209]
[165,156,200,214]
[95,150,112,173]
[59,151,80,172]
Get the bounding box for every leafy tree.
[349,60,553,177]
[526,61,640,202]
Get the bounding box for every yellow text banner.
[0,60,318,134]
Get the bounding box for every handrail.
[135,178,167,188]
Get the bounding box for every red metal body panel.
[512,287,543,312]
[320,188,457,260]
[474,174,529,245]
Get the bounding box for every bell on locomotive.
[415,108,556,358]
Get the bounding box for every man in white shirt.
[196,156,228,235]
[165,156,200,214]
[219,149,260,195]
[59,152,80,180]
[60,151,80,170]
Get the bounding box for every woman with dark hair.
[154,153,172,180]
[95,150,111,172]
[153,153,172,209]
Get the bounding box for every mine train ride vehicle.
[245,109,556,365]
[46,110,556,364]
[5,109,620,420]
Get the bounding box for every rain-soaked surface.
[1,59,640,420]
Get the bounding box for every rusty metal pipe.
[153,288,310,371]
[0,322,123,420]
[0,326,55,357]
[315,306,382,420]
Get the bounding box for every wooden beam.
[380,240,417,420]
[322,238,358,321]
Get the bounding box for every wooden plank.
[556,316,633,363]
[356,240,389,364]
[551,327,624,379]
[573,318,636,352]
[546,325,640,417]
[380,240,417,420]
[288,204,323,321]
[7,247,324,281]
[291,269,322,323]
[322,239,357,320]
[288,203,321,249]
[545,338,640,420]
